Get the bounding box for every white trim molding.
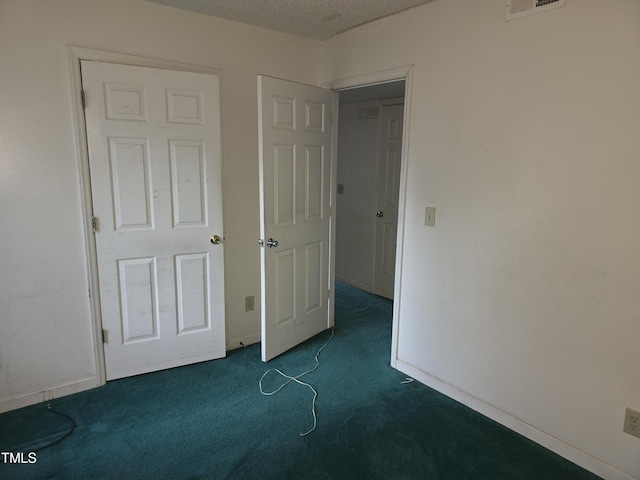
[0,377,98,414]
[326,64,414,370]
[396,359,637,480]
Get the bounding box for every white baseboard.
[395,359,635,480]
[0,376,99,414]
[335,275,372,293]
[226,332,261,351]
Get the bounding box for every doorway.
[335,80,406,300]
[257,73,410,362]
[81,60,227,380]
[68,47,227,384]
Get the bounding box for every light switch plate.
[425,207,436,227]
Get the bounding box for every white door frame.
[66,46,225,385]
[325,65,413,368]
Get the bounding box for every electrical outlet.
[245,295,255,312]
[623,407,640,438]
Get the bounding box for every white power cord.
[259,327,335,436]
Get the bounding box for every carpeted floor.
[0,282,602,479]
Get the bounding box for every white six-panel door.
[373,103,404,300]
[258,75,334,362]
[82,60,226,380]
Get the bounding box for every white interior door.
[373,103,404,300]
[82,60,226,380]
[258,75,335,362]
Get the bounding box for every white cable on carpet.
[259,327,335,436]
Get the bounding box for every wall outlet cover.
[623,407,640,438]
[245,295,255,312]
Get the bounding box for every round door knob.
[210,235,222,245]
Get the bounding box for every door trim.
[325,65,413,369]
[66,46,223,385]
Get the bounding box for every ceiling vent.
[506,0,566,21]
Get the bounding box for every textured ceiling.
[144,0,435,40]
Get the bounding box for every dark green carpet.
[0,283,601,480]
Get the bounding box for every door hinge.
[91,216,97,233]
[102,329,108,343]
[81,90,87,109]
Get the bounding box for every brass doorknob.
[210,235,222,245]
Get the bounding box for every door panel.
[119,257,158,342]
[258,75,334,362]
[82,60,226,380]
[175,253,210,333]
[170,140,207,226]
[373,104,404,299]
[110,138,153,229]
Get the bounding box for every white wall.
[322,1,640,479]
[0,0,319,409]
[2,0,639,477]
[335,100,380,291]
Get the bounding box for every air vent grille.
[510,0,534,14]
[506,0,565,21]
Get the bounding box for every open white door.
[373,103,404,300]
[258,75,335,362]
[82,61,226,380]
